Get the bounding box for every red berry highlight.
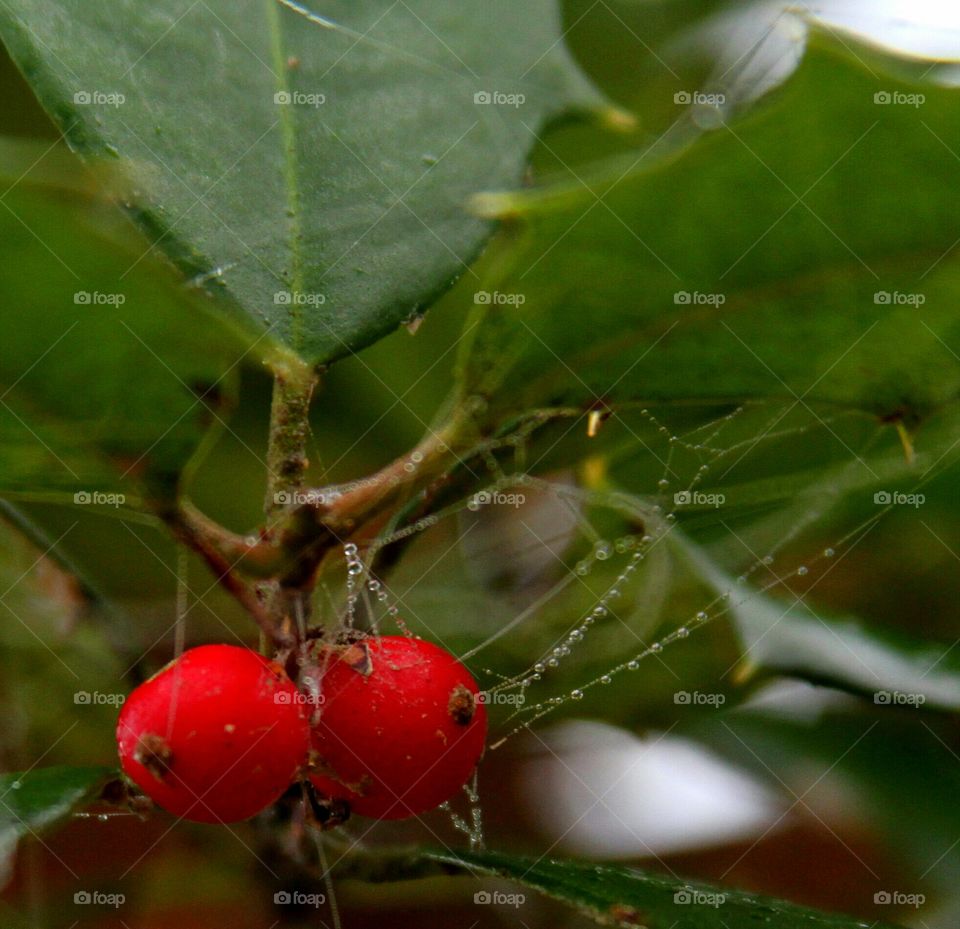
[117,644,309,823]
[307,635,487,820]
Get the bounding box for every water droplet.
[97,813,109,822]
[533,663,545,674]
[593,606,607,618]
[796,565,809,576]
[600,675,612,685]
[696,611,708,621]
[824,547,836,558]
[676,626,689,638]
[762,555,774,565]
[650,642,663,653]
[627,660,640,671]
[11,781,21,790]
[547,658,559,668]
[657,478,670,490]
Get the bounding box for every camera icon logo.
[874,891,892,904]
[73,91,92,105]
[274,891,292,904]
[274,91,292,104]
[74,491,92,504]
[874,91,891,104]
[474,91,491,104]
[74,691,92,705]
[674,491,692,505]
[74,891,91,904]
[474,891,492,904]
[874,491,891,504]
[274,291,292,304]
[274,491,293,505]
[74,291,92,305]
[674,691,691,705]
[674,91,691,104]
[674,890,692,904]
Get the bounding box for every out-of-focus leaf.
[0,139,264,500]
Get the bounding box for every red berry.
[117,644,310,823]
[306,635,487,820]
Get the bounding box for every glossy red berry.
[117,644,310,823]
[307,635,487,820]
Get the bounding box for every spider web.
[304,396,928,859]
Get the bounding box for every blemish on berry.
[448,684,475,725]
[341,641,373,676]
[134,732,173,781]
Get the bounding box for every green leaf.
[456,29,960,428]
[416,848,906,929]
[676,534,960,710]
[0,0,602,364]
[0,139,263,499]
[0,766,115,880]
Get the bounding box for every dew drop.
[824,547,836,558]
[676,626,690,638]
[797,565,809,577]
[571,689,584,700]
[627,660,640,671]
[650,642,663,653]
[696,611,708,622]
[600,675,612,685]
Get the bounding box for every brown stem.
[161,503,293,647]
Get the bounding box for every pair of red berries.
[116,636,487,823]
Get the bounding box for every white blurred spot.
[519,720,783,858]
